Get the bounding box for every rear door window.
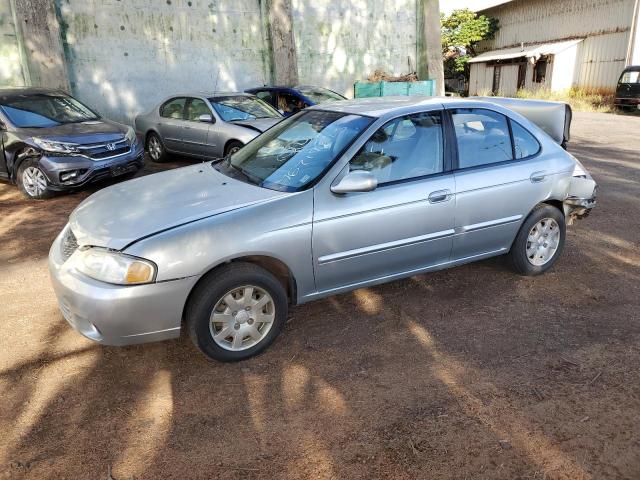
[451,109,513,168]
[160,97,186,119]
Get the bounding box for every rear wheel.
[16,158,54,200]
[186,263,288,362]
[510,204,565,276]
[224,140,244,156]
[146,132,167,162]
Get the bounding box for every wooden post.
[417,0,444,96]
[263,0,299,86]
[9,0,69,90]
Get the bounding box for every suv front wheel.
[17,158,54,200]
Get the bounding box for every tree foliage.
[441,9,499,76]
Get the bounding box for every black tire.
[224,140,244,156]
[510,204,566,276]
[146,132,168,162]
[186,262,288,362]
[16,158,54,200]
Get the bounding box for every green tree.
[441,9,499,78]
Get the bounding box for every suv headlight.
[33,137,80,154]
[75,248,156,285]
[125,126,137,146]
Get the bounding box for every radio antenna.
[213,68,220,94]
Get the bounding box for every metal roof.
[468,39,583,63]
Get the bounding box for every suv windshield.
[209,95,281,122]
[215,110,372,192]
[0,94,98,128]
[619,70,640,84]
[297,87,345,104]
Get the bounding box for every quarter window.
[350,111,444,184]
[452,109,513,168]
[510,120,540,159]
[160,98,186,119]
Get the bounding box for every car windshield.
[215,110,372,192]
[297,87,345,104]
[0,94,99,128]
[619,70,640,84]
[209,95,281,121]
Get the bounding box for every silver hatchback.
[50,97,596,361]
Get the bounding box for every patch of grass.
[515,87,616,113]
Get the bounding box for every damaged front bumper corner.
[564,177,597,225]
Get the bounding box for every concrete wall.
[291,0,418,97]
[1,0,439,124]
[0,0,24,86]
[57,0,270,124]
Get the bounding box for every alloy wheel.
[526,217,560,266]
[148,136,162,160]
[209,285,276,351]
[22,167,48,198]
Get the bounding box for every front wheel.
[16,158,54,200]
[224,140,244,156]
[186,263,288,362]
[510,204,566,276]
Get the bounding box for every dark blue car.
[244,85,346,116]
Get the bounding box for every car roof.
[621,65,640,72]
[164,92,254,99]
[309,96,471,117]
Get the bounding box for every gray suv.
[0,88,144,199]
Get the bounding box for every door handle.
[530,171,546,183]
[428,189,452,204]
[183,125,192,130]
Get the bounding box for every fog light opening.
[60,170,79,182]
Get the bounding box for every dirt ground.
[1,111,639,480]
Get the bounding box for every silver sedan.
[134,92,283,162]
[50,96,597,361]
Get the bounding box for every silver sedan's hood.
[69,163,285,250]
[230,117,281,132]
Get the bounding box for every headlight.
[125,126,137,146]
[33,137,80,154]
[75,248,156,285]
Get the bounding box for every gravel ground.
[1,112,639,480]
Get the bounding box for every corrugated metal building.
[468,0,640,95]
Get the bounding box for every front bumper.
[38,143,145,191]
[48,228,200,346]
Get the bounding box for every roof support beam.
[417,0,444,96]
[262,0,299,86]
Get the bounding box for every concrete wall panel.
[59,0,269,123]
[0,0,24,86]
[291,0,418,98]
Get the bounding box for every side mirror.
[331,170,378,194]
[198,114,213,123]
